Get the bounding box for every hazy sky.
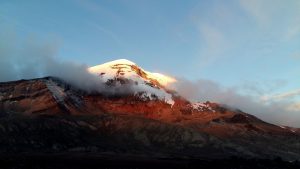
[0,0,300,126]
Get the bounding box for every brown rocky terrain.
[0,77,300,162]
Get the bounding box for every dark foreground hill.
[1,153,300,169]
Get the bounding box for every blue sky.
[1,0,300,119]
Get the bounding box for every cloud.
[239,0,274,25]
[291,51,300,60]
[285,23,300,40]
[261,89,300,101]
[92,23,123,46]
[195,23,228,67]
[188,1,243,69]
[0,30,173,97]
[0,30,107,93]
[198,23,225,54]
[173,78,300,128]
[238,79,287,97]
[239,0,300,40]
[287,102,300,112]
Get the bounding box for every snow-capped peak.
[88,59,176,87]
[96,59,136,66]
[88,59,176,106]
[88,59,142,82]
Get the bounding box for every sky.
[0,0,300,126]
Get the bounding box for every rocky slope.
[0,59,300,161]
[1,77,300,161]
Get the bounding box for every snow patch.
[45,79,66,103]
[279,126,286,129]
[191,102,215,112]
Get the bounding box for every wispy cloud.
[239,0,300,40]
[239,0,275,25]
[92,23,123,46]
[261,89,300,101]
[198,23,225,54]
[238,79,288,96]
[196,23,228,67]
[284,20,300,41]
[189,2,234,68]
[173,78,300,127]
[291,51,300,60]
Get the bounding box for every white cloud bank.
[173,78,300,128]
[0,30,106,93]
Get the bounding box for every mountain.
[88,59,177,105]
[0,59,300,166]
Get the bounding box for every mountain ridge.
[0,59,300,161]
